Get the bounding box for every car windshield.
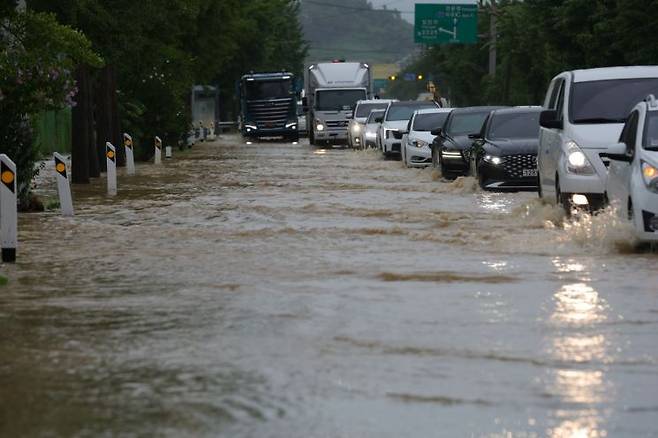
[386,103,437,121]
[315,89,367,111]
[413,112,449,131]
[570,78,658,124]
[644,112,658,150]
[446,112,490,136]
[356,103,389,118]
[245,79,292,100]
[367,110,385,124]
[487,111,541,140]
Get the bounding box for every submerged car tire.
[556,176,573,215]
[628,198,634,221]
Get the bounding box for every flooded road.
[2,135,658,437]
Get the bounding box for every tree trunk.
[87,70,100,178]
[109,66,125,167]
[72,66,90,184]
[95,65,114,172]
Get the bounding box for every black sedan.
[468,107,542,190]
[431,106,507,178]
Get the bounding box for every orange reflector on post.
[1,170,14,185]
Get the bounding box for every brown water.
[1,135,658,437]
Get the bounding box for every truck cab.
[240,72,299,142]
[305,61,372,146]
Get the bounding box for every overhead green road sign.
[414,3,478,45]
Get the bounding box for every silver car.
[363,109,386,149]
[348,99,396,148]
[401,108,452,167]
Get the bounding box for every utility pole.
[488,0,497,78]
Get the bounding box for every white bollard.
[54,153,74,217]
[165,145,172,159]
[124,133,135,175]
[154,136,162,165]
[0,154,17,263]
[106,142,117,196]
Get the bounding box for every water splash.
[448,176,480,194]
[513,198,565,229]
[562,206,639,253]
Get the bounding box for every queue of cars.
[341,66,658,243]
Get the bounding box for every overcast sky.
[368,0,478,23]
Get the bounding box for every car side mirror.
[375,117,383,123]
[539,110,563,129]
[302,97,308,111]
[601,142,632,162]
[392,131,404,140]
[431,128,443,136]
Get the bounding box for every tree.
[0,7,101,206]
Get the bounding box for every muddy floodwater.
[2,135,658,437]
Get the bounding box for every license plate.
[266,122,273,128]
[523,169,538,177]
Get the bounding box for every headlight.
[316,121,325,131]
[642,161,658,192]
[365,131,377,139]
[245,124,257,130]
[483,154,505,165]
[413,140,428,148]
[566,141,595,175]
[351,124,361,134]
[285,121,297,129]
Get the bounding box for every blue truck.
[239,72,299,142]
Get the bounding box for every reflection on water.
[547,278,611,438]
[551,283,607,325]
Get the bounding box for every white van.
[538,66,658,211]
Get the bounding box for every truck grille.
[325,120,349,128]
[247,98,292,129]
[502,154,537,178]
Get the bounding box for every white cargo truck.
[304,61,371,146]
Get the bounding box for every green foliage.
[0,8,101,205]
[30,0,308,154]
[391,0,658,106]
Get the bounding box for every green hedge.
[33,109,71,155]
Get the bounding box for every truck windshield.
[413,112,449,131]
[446,112,490,136]
[315,90,366,111]
[245,79,292,100]
[487,111,540,140]
[386,103,437,121]
[570,78,658,124]
[356,103,389,118]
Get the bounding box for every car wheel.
[476,166,486,189]
[628,198,634,221]
[556,176,572,215]
[439,153,450,178]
